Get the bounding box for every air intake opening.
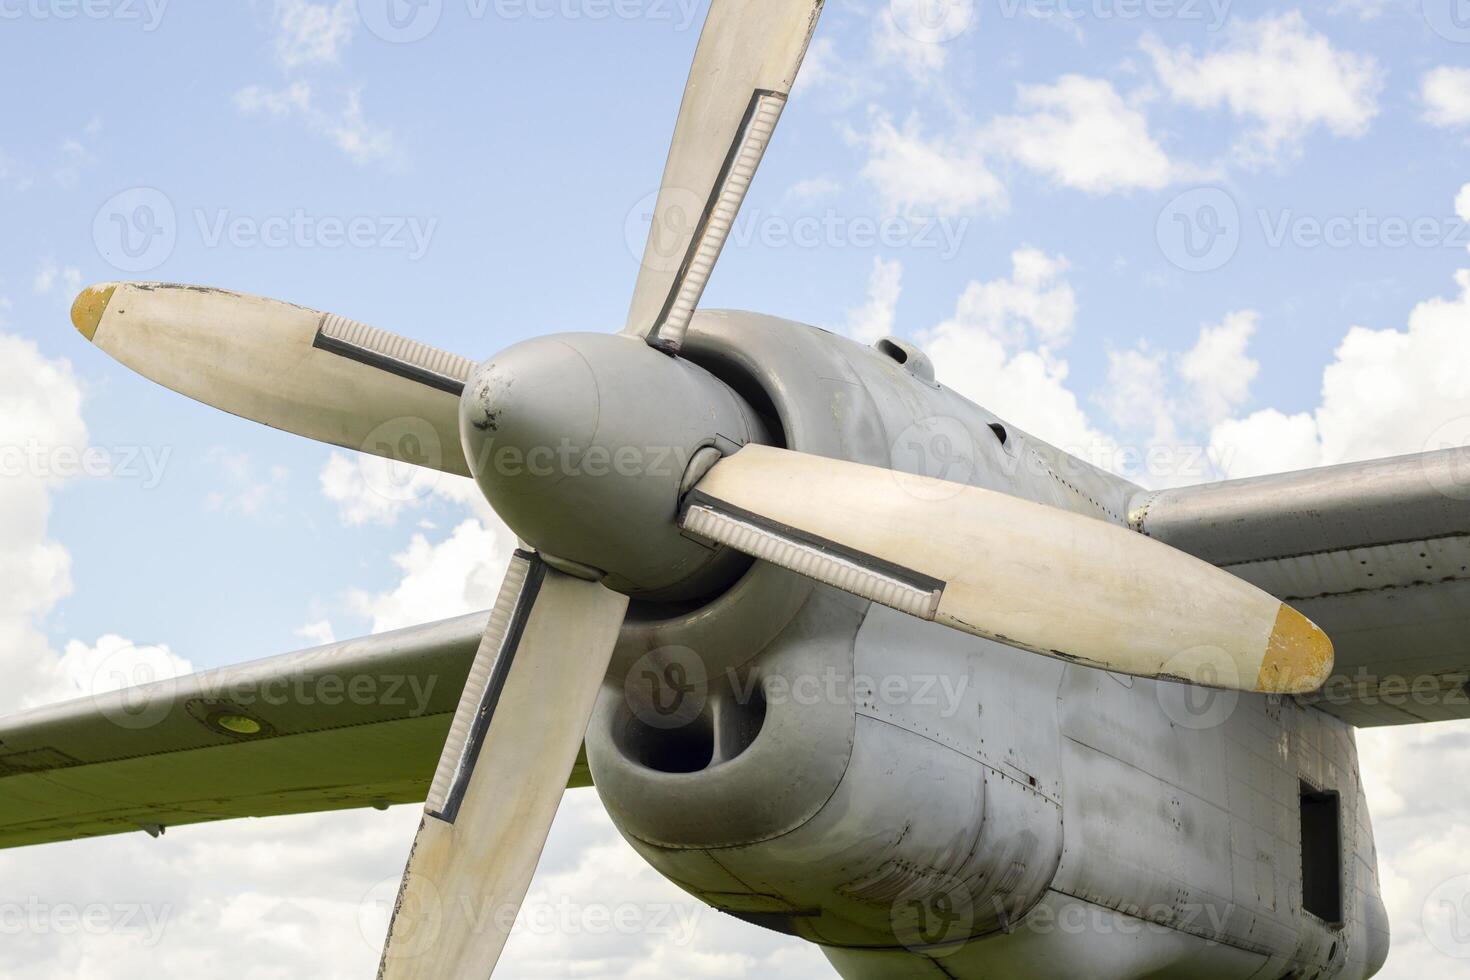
[873,336,937,383]
[876,338,909,365]
[625,712,715,774]
[715,683,768,763]
[1300,782,1343,926]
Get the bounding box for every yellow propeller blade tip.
[71,283,117,341]
[1256,605,1335,695]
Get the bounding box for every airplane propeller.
[622,0,824,354]
[379,551,628,977]
[680,445,1332,695]
[68,0,1332,975]
[71,282,474,477]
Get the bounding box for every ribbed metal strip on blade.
[424,551,538,821]
[652,91,786,351]
[315,313,477,396]
[682,502,943,619]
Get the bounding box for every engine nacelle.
[586,310,1068,952]
[589,584,1066,950]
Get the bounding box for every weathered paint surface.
[586,311,1390,979]
[1132,461,1470,726]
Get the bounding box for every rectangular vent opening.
[1300,781,1343,926]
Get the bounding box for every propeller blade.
[681,446,1334,695]
[379,550,628,979]
[624,0,824,353]
[71,282,475,475]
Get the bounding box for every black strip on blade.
[430,550,546,823]
[312,326,466,397]
[681,491,946,597]
[646,88,783,350]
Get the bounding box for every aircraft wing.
[0,612,594,850]
[1129,447,1470,726]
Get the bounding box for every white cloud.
[348,518,517,634]
[53,139,91,189]
[235,84,396,166]
[933,338,1110,457]
[936,246,1077,349]
[0,332,192,716]
[843,257,903,345]
[988,75,1176,193]
[1422,66,1470,130]
[1177,309,1259,425]
[1086,312,1259,484]
[1358,723,1470,978]
[47,635,195,709]
[32,262,56,294]
[873,0,955,79]
[32,260,81,299]
[319,451,490,527]
[795,35,838,91]
[0,788,822,979]
[0,333,90,713]
[858,76,1186,212]
[1099,342,1174,439]
[204,447,289,518]
[1209,270,1470,478]
[325,89,396,166]
[495,793,831,978]
[0,806,421,979]
[858,113,1006,218]
[1143,13,1381,161]
[234,80,313,117]
[917,249,1111,453]
[294,620,336,646]
[237,4,392,168]
[1207,408,1322,480]
[793,37,874,107]
[271,0,356,69]
[783,174,841,205]
[319,452,434,526]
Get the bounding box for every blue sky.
[3,0,1467,660]
[3,0,1470,976]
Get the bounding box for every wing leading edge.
[1130,447,1470,726]
[0,612,594,850]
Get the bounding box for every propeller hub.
[460,332,764,601]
